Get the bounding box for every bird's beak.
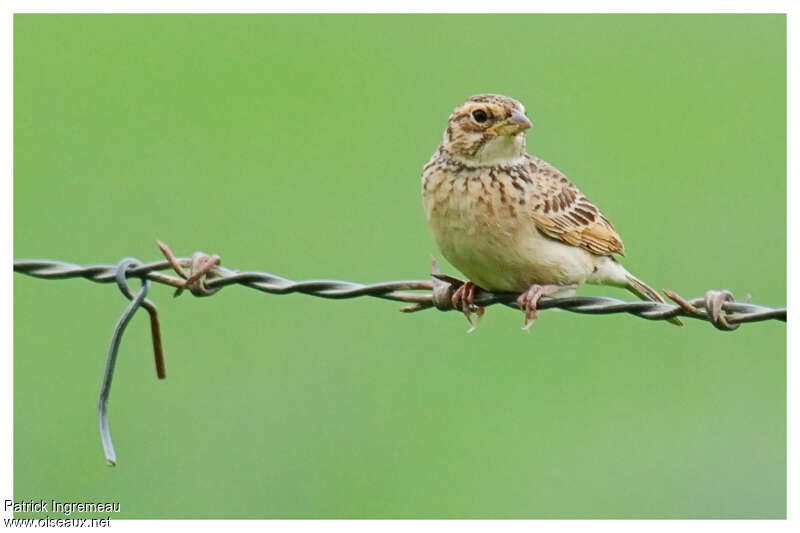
[487,111,533,136]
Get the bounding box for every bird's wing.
[527,158,625,256]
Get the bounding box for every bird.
[421,94,681,329]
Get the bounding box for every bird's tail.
[624,273,683,327]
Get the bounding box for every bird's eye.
[472,109,488,123]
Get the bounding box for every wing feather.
[526,157,625,256]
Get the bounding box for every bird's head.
[440,94,532,166]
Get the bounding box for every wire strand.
[14,257,786,326]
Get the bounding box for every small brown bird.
[422,94,680,328]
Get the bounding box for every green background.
[14,14,786,518]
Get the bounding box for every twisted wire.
[14,258,786,327]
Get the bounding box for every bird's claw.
[450,281,485,331]
[516,283,576,330]
[516,285,544,330]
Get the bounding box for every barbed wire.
[13,243,787,466]
[13,256,786,327]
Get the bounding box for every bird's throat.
[469,134,527,167]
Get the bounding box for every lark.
[422,94,681,328]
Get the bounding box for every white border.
[2,4,12,529]
[3,4,794,530]
[786,4,795,526]
[0,2,794,14]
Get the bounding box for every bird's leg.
[450,281,485,331]
[516,283,577,330]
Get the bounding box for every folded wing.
[527,159,625,257]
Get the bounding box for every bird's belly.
[425,191,596,291]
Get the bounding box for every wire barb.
[157,240,221,297]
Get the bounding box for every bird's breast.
[422,165,595,290]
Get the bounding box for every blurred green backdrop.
[14,14,785,519]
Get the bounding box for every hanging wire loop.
[97,258,163,466]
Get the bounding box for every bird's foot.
[451,281,485,332]
[516,283,577,330]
